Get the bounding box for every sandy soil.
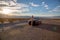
[0,19,60,40]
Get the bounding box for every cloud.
[0,1,9,7]
[7,0,17,6]
[0,0,30,15]
[49,6,60,12]
[9,3,29,13]
[41,2,45,6]
[44,4,48,9]
[53,6,60,12]
[0,0,17,7]
[29,2,40,7]
[41,2,49,9]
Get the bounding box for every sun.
[2,8,12,14]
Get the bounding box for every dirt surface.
[0,19,60,40]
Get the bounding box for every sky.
[0,0,60,17]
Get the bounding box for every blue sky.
[17,0,60,16]
[0,0,60,17]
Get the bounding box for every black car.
[28,19,42,26]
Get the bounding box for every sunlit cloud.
[0,1,9,7]
[0,0,30,16]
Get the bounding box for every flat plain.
[0,19,60,40]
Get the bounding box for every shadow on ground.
[33,23,60,33]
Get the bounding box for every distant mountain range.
[0,14,60,19]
